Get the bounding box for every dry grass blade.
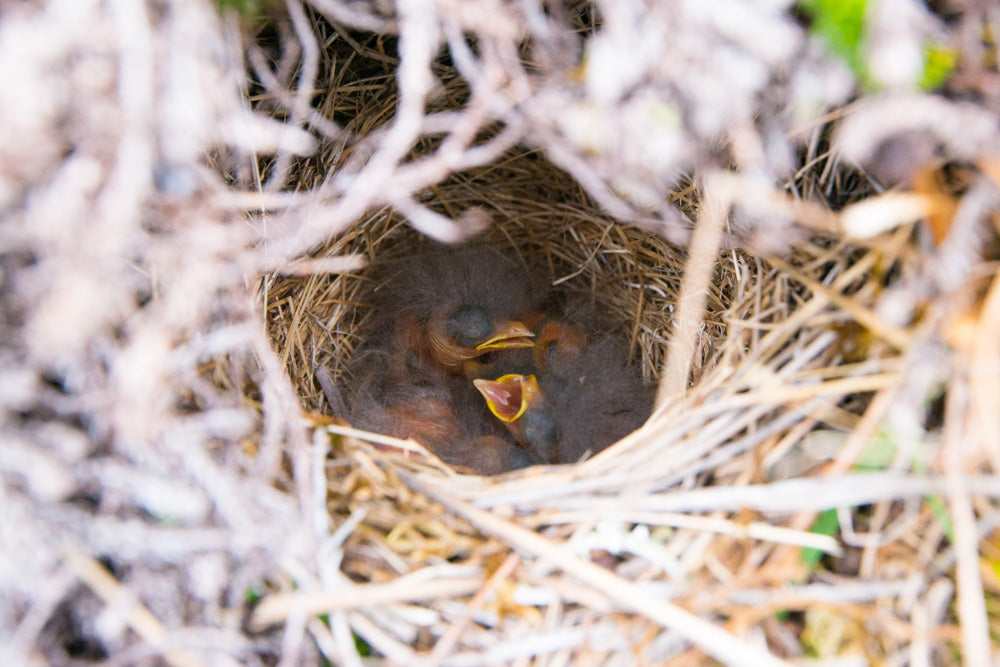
[405,475,792,667]
[249,578,485,631]
[424,553,521,665]
[766,256,912,350]
[657,172,728,405]
[65,549,204,667]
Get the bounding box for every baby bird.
[346,249,541,476]
[473,372,559,462]
[532,316,590,371]
[344,243,646,473]
[463,297,592,382]
[370,242,540,376]
[347,351,534,475]
[473,335,653,464]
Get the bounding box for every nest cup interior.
[265,155,695,417]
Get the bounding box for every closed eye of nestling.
[448,305,492,346]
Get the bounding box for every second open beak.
[473,374,541,422]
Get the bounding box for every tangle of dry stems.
[4,0,1000,665]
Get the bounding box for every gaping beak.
[475,321,535,351]
[473,374,541,423]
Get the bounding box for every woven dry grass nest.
[255,7,1000,665]
[6,1,1000,665]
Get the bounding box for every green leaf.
[800,0,870,86]
[920,42,958,91]
[244,586,263,605]
[801,508,840,572]
[216,0,282,18]
[854,428,896,471]
[926,494,955,543]
[354,632,373,657]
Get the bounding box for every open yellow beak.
[473,374,541,422]
[475,321,535,351]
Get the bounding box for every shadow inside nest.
[328,238,658,475]
[263,170,699,477]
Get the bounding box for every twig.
[528,473,1000,514]
[944,382,993,666]
[65,548,204,667]
[657,172,728,406]
[766,255,912,350]
[529,511,842,555]
[250,578,484,630]
[405,474,792,667]
[424,553,522,666]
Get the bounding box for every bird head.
[534,319,588,370]
[473,373,558,462]
[427,305,535,373]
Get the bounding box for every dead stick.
[65,548,203,667]
[657,172,729,407]
[405,474,791,667]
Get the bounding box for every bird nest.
[259,6,1000,666]
[5,0,1000,665]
